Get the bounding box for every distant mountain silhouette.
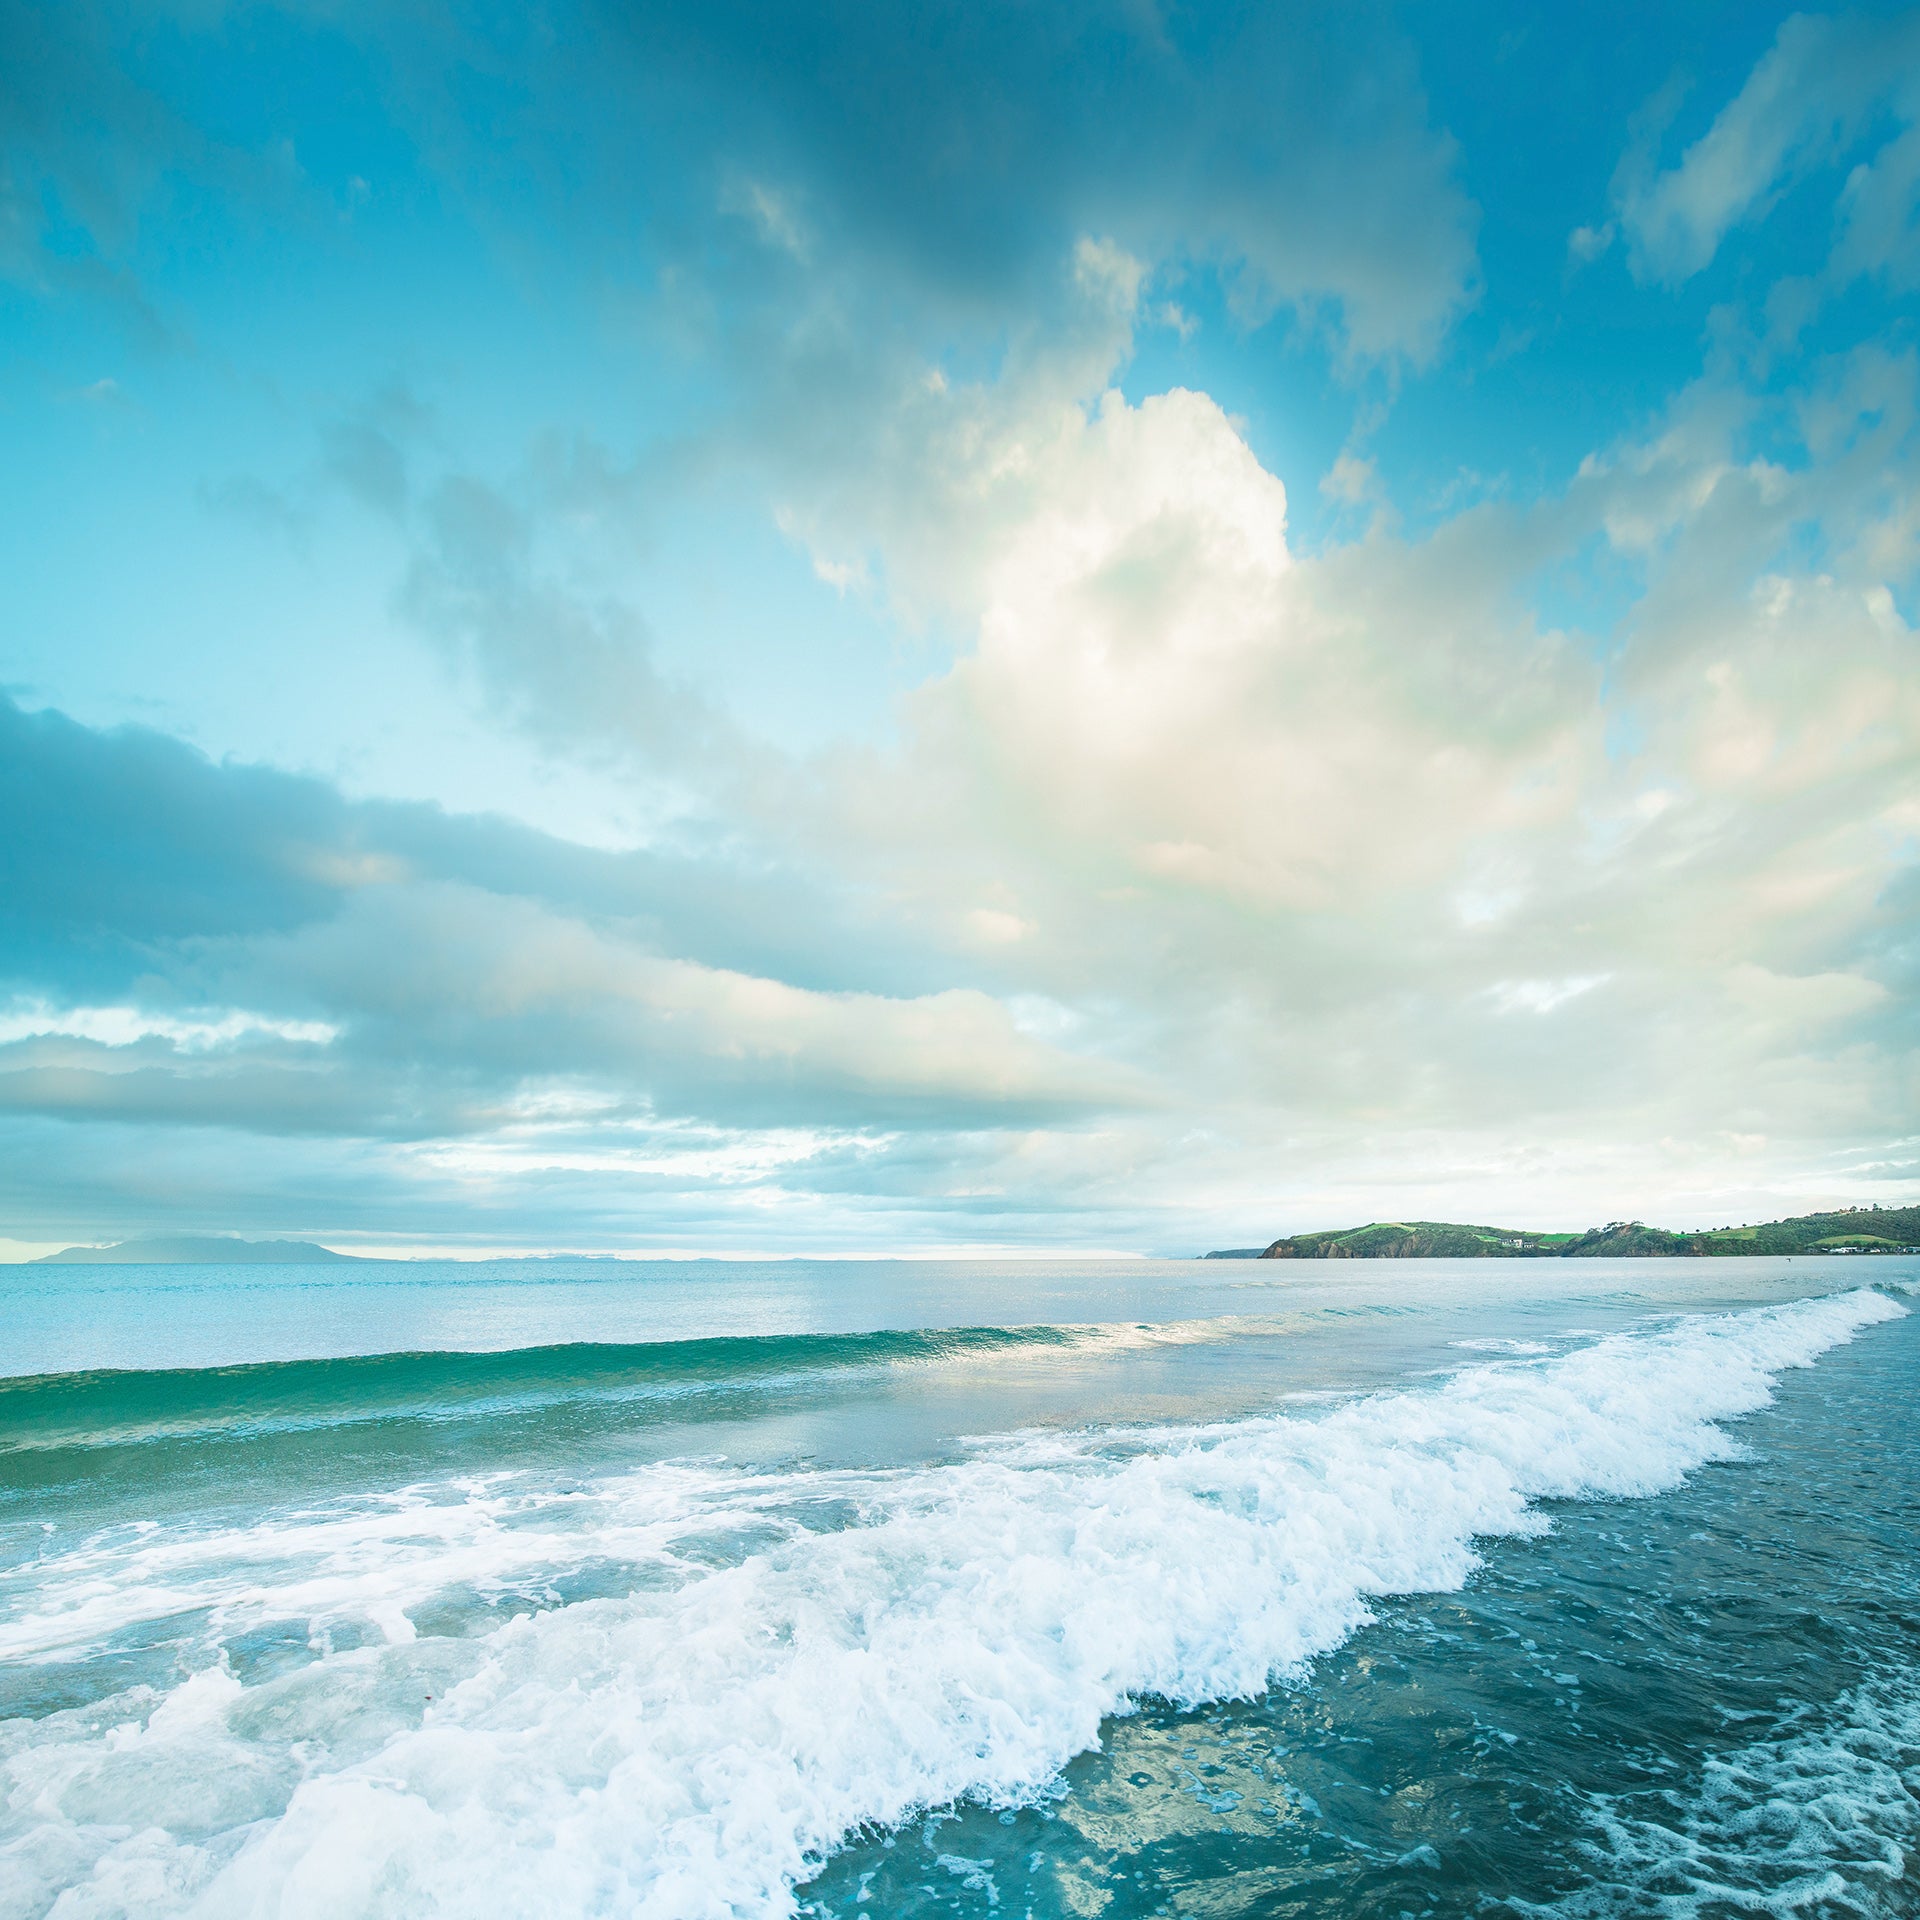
[33,1236,360,1265]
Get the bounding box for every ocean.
[1,1255,1915,1918]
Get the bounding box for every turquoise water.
[1,1257,1915,1916]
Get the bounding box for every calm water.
[1,1256,1915,1917]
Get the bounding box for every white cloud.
[1615,12,1920,284]
[965,908,1032,946]
[11,8,1920,1253]
[731,279,1920,1231]
[860,376,1593,924]
[1151,301,1198,341]
[1487,976,1609,1016]
[0,1002,337,1051]
[241,882,1140,1122]
[1320,450,1378,506]
[1833,120,1920,289]
[90,291,1890,1239]
[1566,222,1614,265]
[410,1117,868,1186]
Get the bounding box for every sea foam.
[0,1288,1903,1919]
[1538,1665,1920,1917]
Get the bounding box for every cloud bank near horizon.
[1,3,1916,1254]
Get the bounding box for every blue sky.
[3,1,1917,1255]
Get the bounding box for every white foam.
[0,1288,1902,1920]
[1537,1666,1920,1917]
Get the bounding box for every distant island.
[1207,1205,1920,1260]
[32,1236,362,1265]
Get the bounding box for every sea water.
[0,1256,1915,1917]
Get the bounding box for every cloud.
[576,0,1480,365]
[0,698,347,991]
[11,247,1919,1248]
[398,473,714,767]
[1488,976,1609,1016]
[0,1001,336,1050]
[1320,450,1380,506]
[831,379,1595,922]
[3,0,1486,808]
[0,693,1136,1161]
[755,324,1920,1223]
[1614,11,1920,284]
[7,5,1919,1250]
[1566,221,1614,266]
[229,879,1145,1129]
[1833,118,1920,290]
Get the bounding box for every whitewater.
[1,1257,1915,1919]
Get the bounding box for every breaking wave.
[0,1288,1903,1919]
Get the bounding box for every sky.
[2,0,1918,1258]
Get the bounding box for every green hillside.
[1258,1221,1577,1259]
[1689,1205,1920,1256]
[1242,1205,1920,1260]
